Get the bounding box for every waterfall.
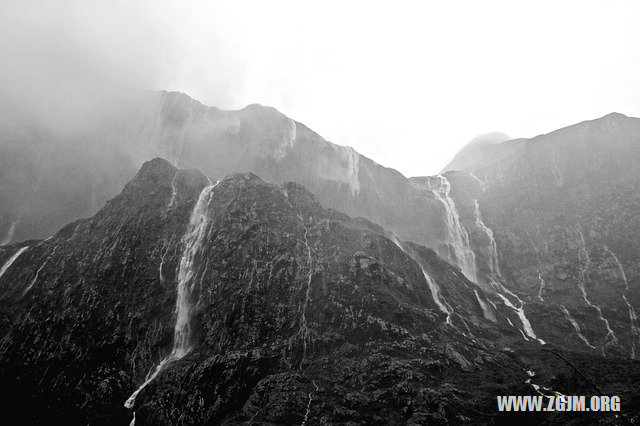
[282,188,315,364]
[474,290,496,322]
[0,246,29,280]
[172,182,217,357]
[472,199,542,343]
[536,269,546,302]
[468,170,486,191]
[497,293,545,344]
[22,246,59,297]
[472,199,502,280]
[604,247,639,357]
[560,305,596,349]
[391,236,453,324]
[576,232,617,348]
[125,182,217,414]
[167,171,180,209]
[301,380,319,426]
[297,212,313,362]
[427,175,478,283]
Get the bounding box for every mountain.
[0,91,463,258]
[422,112,640,358]
[2,158,637,424]
[3,90,640,360]
[441,132,513,173]
[2,90,504,288]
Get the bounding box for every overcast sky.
[2,1,640,176]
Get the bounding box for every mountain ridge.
[0,157,546,424]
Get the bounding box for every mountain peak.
[601,111,628,119]
[130,157,177,185]
[466,132,511,147]
[441,132,512,172]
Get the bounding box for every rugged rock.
[435,113,640,358]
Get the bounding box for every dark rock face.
[3,158,637,424]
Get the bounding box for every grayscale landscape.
[1,2,639,424]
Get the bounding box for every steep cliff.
[434,113,640,358]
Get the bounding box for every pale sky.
[2,1,640,176]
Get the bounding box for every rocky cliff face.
[3,158,636,424]
[424,113,640,359]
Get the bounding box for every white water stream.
[125,182,217,418]
[427,176,478,283]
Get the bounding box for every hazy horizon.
[2,1,640,176]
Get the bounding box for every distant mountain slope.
[441,132,514,173]
[426,112,640,358]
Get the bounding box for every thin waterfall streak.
[536,269,546,302]
[167,171,180,209]
[560,305,596,349]
[468,170,486,191]
[158,234,176,283]
[301,380,319,426]
[605,247,640,337]
[497,293,545,344]
[474,290,496,322]
[577,232,617,345]
[391,235,452,323]
[282,189,314,366]
[473,199,502,280]
[23,260,48,296]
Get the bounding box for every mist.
[3,1,640,176]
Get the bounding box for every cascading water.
[468,170,486,191]
[297,214,313,361]
[536,269,546,302]
[560,305,596,349]
[124,182,218,418]
[172,182,218,357]
[605,247,639,357]
[497,293,545,344]
[472,199,502,280]
[576,232,617,350]
[473,200,543,343]
[0,246,29,280]
[281,189,320,423]
[474,290,496,322]
[282,189,314,363]
[391,236,454,325]
[167,171,180,209]
[22,246,59,297]
[427,175,478,283]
